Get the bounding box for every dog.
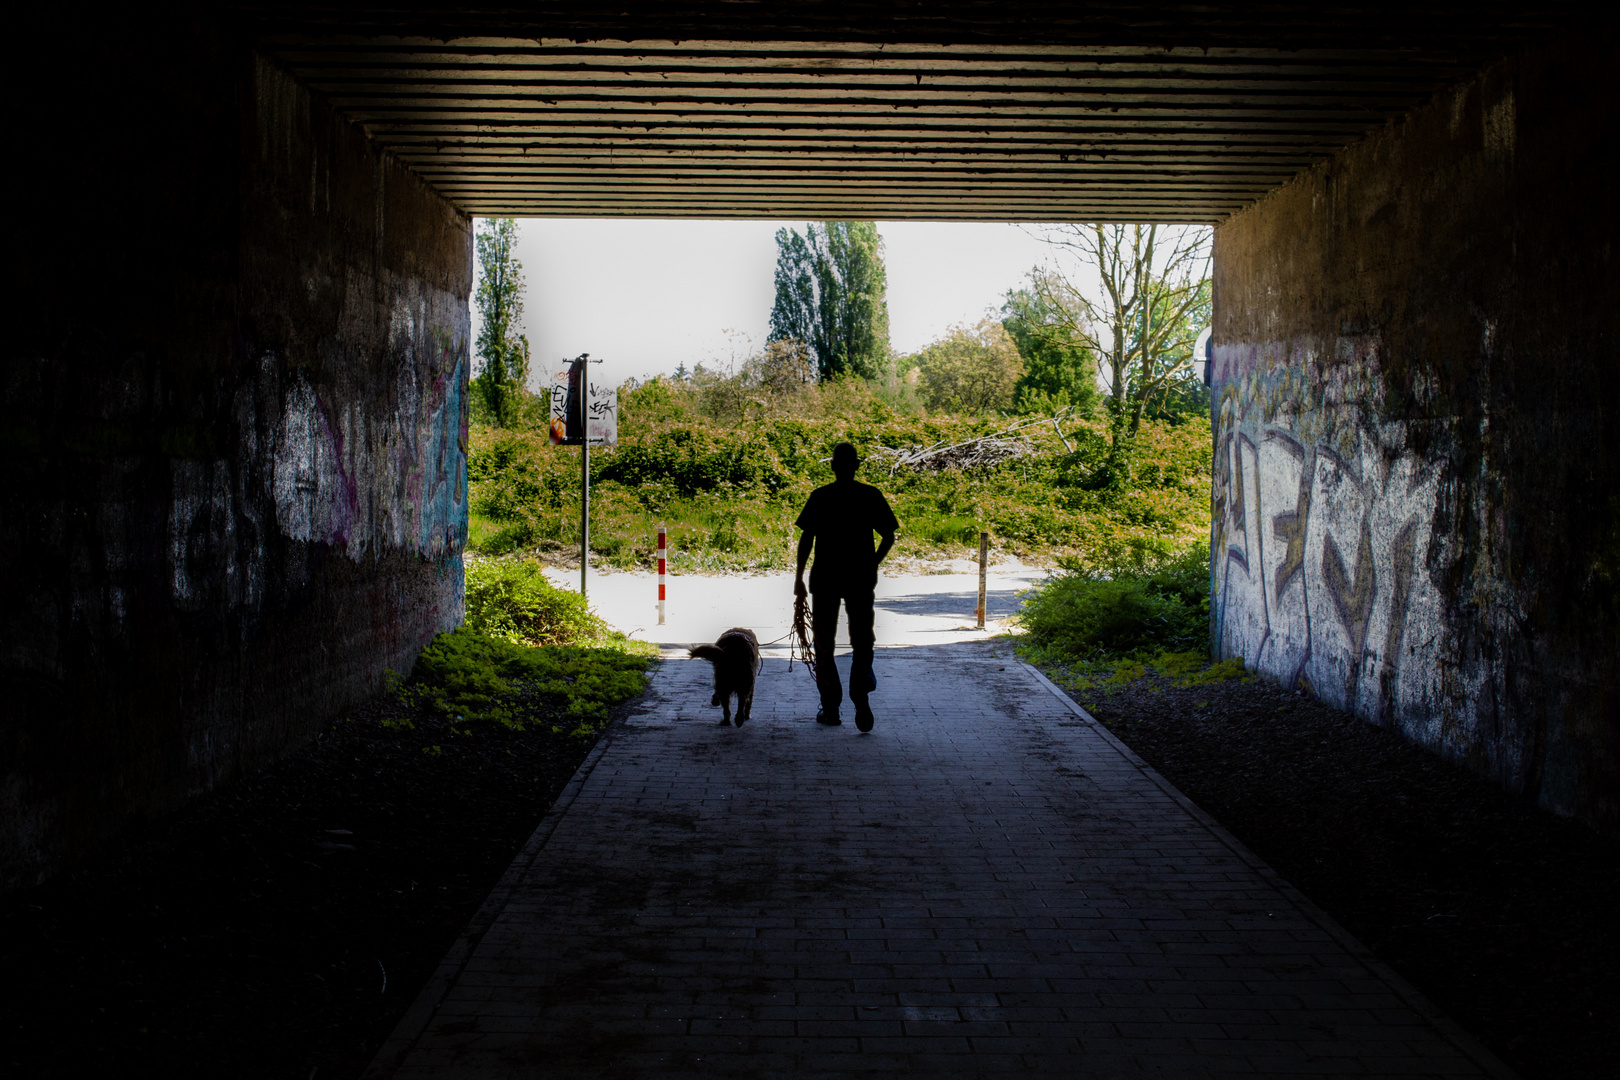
[688,628,761,727]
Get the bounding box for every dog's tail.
[688,644,725,664]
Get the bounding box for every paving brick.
[368,646,1504,1078]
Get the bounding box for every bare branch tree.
[1025,224,1211,478]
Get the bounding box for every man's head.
[831,442,859,480]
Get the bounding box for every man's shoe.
[816,708,841,726]
[854,699,875,732]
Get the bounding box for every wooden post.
[977,531,989,629]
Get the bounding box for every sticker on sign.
[547,354,617,446]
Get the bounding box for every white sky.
[473,219,1077,390]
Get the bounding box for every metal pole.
[580,358,589,599]
[656,524,667,624]
[977,532,989,629]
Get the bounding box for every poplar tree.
[473,218,531,427]
[767,221,890,381]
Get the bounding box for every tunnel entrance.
[7,4,1614,898]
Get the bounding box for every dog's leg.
[719,693,733,726]
[736,688,752,725]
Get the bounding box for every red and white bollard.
[656,525,667,624]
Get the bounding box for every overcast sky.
[473,219,1084,391]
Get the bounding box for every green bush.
[407,627,651,735]
[464,556,606,646]
[1019,544,1210,661]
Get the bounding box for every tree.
[1000,286,1099,416]
[768,221,891,381]
[909,318,1024,413]
[473,218,531,427]
[1025,224,1211,480]
[747,337,816,400]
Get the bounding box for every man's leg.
[845,591,877,730]
[810,590,844,720]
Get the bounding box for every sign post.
[580,365,589,597]
[548,354,616,600]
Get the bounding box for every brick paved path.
[369,644,1508,1079]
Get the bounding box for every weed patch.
[1017,544,1252,702]
[400,557,654,736]
[405,629,652,736]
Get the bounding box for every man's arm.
[874,528,895,568]
[873,489,899,572]
[795,529,813,598]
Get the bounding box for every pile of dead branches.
[869,411,1079,475]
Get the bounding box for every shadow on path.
[367,639,1509,1080]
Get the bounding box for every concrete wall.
[1210,30,1619,828]
[2,16,471,888]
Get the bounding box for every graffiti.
[1321,523,1375,657]
[1212,350,1440,729]
[1268,433,1309,600]
[167,318,469,612]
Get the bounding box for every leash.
[747,596,820,686]
[788,592,818,684]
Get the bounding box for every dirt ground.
[1063,668,1620,1080]
[5,665,1615,1078]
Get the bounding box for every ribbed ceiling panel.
[256,4,1587,221]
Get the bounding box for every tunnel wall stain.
[2,20,471,888]
[1211,30,1619,829]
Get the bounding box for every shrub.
[1019,544,1210,661]
[464,557,606,646]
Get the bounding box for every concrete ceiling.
[255,3,1584,222]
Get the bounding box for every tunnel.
[5,2,1615,891]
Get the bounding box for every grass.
[466,376,1212,574]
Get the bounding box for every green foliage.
[908,318,1025,413]
[474,218,533,427]
[394,553,654,737]
[1001,287,1099,416]
[464,376,1213,574]
[1017,543,1211,663]
[1146,368,1212,421]
[1132,283,1212,421]
[464,556,608,646]
[406,628,651,735]
[1038,650,1249,707]
[768,222,891,380]
[1019,225,1212,481]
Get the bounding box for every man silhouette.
[794,443,898,731]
